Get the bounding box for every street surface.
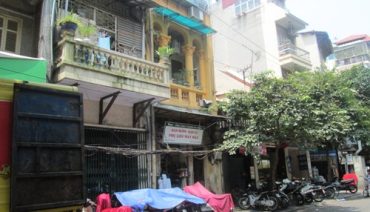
[235,191,370,212]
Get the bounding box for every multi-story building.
[53,0,224,196]
[296,31,333,71]
[210,0,312,81]
[333,34,370,71]
[209,0,334,192]
[1,0,222,210]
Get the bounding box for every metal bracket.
[133,98,155,127]
[99,91,121,124]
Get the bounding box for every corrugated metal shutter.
[117,17,143,58]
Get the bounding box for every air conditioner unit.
[189,6,204,21]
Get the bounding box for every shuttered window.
[0,15,22,53]
[117,17,143,58]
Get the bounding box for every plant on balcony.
[156,46,174,63]
[57,12,82,33]
[78,22,97,38]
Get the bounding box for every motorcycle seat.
[341,179,354,184]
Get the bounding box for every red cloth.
[102,207,132,212]
[96,193,132,212]
[96,193,112,212]
[184,182,234,212]
[343,173,358,186]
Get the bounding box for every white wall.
[296,33,323,70]
[210,0,283,93]
[84,99,133,127]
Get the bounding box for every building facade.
[1,0,222,210]
[208,0,334,191]
[51,0,223,196]
[333,34,370,71]
[210,0,312,82]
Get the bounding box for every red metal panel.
[0,101,11,166]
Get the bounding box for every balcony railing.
[56,35,169,85]
[279,43,310,62]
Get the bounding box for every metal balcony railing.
[279,43,311,62]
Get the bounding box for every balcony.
[166,84,205,109]
[279,43,312,72]
[54,35,170,105]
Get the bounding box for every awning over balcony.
[153,7,216,35]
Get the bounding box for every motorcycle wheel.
[264,196,278,211]
[294,193,305,206]
[238,197,251,210]
[349,185,358,193]
[304,193,313,204]
[280,196,289,209]
[313,191,325,202]
[325,187,336,199]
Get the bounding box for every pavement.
[234,191,370,212]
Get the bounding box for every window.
[0,15,22,53]
[235,0,261,16]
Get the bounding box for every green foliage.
[57,12,82,26]
[218,69,370,155]
[57,12,97,37]
[78,23,97,37]
[156,46,175,58]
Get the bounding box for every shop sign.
[163,125,203,145]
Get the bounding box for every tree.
[218,70,362,182]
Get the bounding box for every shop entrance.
[223,153,254,193]
[160,154,189,188]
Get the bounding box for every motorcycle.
[277,179,305,206]
[238,184,278,211]
[299,181,325,203]
[311,177,336,199]
[332,177,358,194]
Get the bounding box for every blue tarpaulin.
[114,188,205,211]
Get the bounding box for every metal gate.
[11,83,84,211]
[85,125,149,198]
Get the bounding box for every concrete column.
[253,158,260,189]
[354,156,366,189]
[182,44,196,87]
[38,0,55,80]
[306,150,313,178]
[188,155,194,185]
[158,34,171,47]
[199,49,207,92]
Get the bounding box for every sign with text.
[163,126,203,145]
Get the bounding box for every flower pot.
[60,21,78,33]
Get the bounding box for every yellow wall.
[150,2,216,110]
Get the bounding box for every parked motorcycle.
[332,177,358,194]
[299,181,325,203]
[311,177,336,199]
[238,184,278,211]
[277,179,305,206]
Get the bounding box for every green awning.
[153,7,216,35]
[0,51,47,83]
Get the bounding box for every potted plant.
[78,22,97,38]
[57,12,82,34]
[156,46,174,64]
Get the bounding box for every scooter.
[278,179,305,206]
[332,177,358,194]
[238,184,278,211]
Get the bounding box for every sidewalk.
[234,192,369,212]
